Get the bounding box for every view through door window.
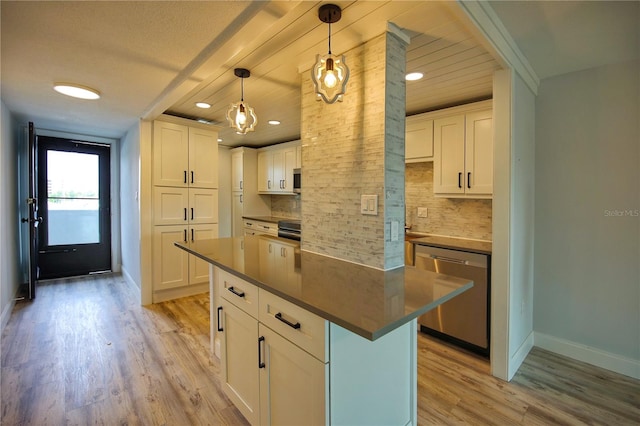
[46,150,100,245]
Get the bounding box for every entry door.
[37,136,111,279]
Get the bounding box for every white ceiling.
[2,1,636,147]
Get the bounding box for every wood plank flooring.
[2,274,639,425]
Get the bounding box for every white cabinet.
[405,114,434,163]
[433,105,493,198]
[153,121,219,188]
[243,219,278,237]
[230,148,271,237]
[216,269,327,426]
[152,117,220,296]
[258,143,298,194]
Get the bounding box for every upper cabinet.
[405,114,433,163]
[432,101,493,199]
[257,141,299,194]
[153,120,219,188]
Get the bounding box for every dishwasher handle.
[427,254,468,265]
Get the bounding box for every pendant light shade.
[227,68,257,134]
[311,4,349,104]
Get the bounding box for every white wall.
[0,100,20,330]
[217,146,231,238]
[534,59,640,378]
[120,122,141,288]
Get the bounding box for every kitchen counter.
[175,235,473,341]
[410,233,492,255]
[241,215,291,224]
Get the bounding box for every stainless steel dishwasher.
[414,244,490,356]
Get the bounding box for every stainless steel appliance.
[277,219,301,241]
[293,168,301,193]
[414,244,490,356]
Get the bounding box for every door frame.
[31,129,121,275]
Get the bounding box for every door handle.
[467,172,471,189]
[191,228,194,242]
[191,208,194,221]
[275,312,301,330]
[184,208,187,221]
[191,171,194,184]
[458,172,462,188]
[240,181,243,190]
[227,286,245,298]
[258,336,265,369]
[183,229,187,242]
[184,170,187,184]
[217,306,223,332]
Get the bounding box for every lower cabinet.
[217,269,327,426]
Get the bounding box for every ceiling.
[2,1,636,148]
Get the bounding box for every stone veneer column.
[301,29,408,270]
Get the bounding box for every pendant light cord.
[328,22,332,55]
[240,77,245,102]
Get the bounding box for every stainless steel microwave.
[293,168,301,193]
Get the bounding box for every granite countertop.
[409,233,492,255]
[242,215,292,224]
[175,236,473,341]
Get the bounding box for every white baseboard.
[508,331,534,381]
[0,297,16,333]
[534,332,640,380]
[121,266,139,290]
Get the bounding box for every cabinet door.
[219,300,260,426]
[153,187,189,225]
[464,110,493,196]
[232,192,244,237]
[257,151,272,192]
[259,324,326,426]
[405,115,433,163]
[153,225,189,290]
[272,150,285,192]
[188,224,218,285]
[281,147,296,193]
[188,127,218,188]
[188,188,218,224]
[231,151,244,192]
[153,121,189,187]
[433,115,465,195]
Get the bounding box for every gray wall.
[120,122,141,288]
[534,59,639,370]
[0,100,20,328]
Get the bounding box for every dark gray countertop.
[242,215,292,224]
[409,234,492,255]
[175,235,473,341]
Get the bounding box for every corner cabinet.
[433,101,493,198]
[151,117,220,300]
[257,141,300,194]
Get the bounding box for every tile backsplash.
[270,195,301,219]
[405,162,492,240]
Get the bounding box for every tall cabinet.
[230,147,271,237]
[152,117,220,300]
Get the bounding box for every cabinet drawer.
[218,268,259,318]
[259,289,328,363]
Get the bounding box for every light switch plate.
[360,194,378,215]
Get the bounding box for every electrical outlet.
[417,207,428,218]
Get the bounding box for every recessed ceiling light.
[217,138,222,142]
[196,102,211,109]
[405,72,424,81]
[53,83,100,100]
[268,120,281,125]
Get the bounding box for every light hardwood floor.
[2,274,639,425]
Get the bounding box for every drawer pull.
[258,336,265,369]
[227,286,245,298]
[275,312,301,330]
[217,306,223,332]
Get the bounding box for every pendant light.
[311,4,349,104]
[227,68,257,134]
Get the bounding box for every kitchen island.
[175,235,472,426]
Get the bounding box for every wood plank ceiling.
[166,1,500,147]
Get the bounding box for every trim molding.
[454,0,540,95]
[0,297,16,333]
[121,266,139,290]
[508,331,534,381]
[535,332,640,380]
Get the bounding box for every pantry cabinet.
[433,102,493,198]
[153,121,218,188]
[152,116,220,298]
[230,147,271,237]
[257,142,299,194]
